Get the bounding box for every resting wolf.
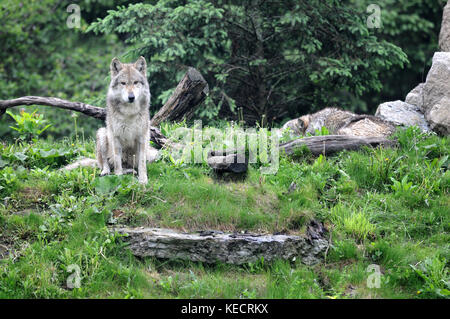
[281,107,395,137]
[96,56,152,184]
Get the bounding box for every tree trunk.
[150,67,209,126]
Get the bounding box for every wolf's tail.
[61,158,98,171]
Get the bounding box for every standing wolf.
[96,56,151,184]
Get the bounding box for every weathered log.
[150,67,209,127]
[205,135,394,174]
[115,222,328,266]
[280,135,395,156]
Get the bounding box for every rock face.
[375,100,430,132]
[116,224,329,266]
[439,1,450,52]
[375,52,450,136]
[405,83,425,111]
[427,97,450,135]
[423,52,450,112]
[422,52,450,135]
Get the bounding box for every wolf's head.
[108,56,150,112]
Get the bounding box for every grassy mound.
[0,126,448,298]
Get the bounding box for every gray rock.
[423,52,450,113]
[405,83,425,111]
[375,100,430,132]
[116,224,329,266]
[427,97,450,135]
[422,52,450,135]
[439,1,450,52]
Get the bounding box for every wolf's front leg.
[113,137,123,175]
[137,139,148,184]
[96,127,110,176]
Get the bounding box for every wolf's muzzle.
[128,93,135,103]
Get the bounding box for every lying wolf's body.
[282,107,395,137]
[96,56,152,184]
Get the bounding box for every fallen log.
[115,222,329,266]
[279,135,395,156]
[204,135,394,174]
[0,68,207,148]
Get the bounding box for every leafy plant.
[314,126,330,136]
[6,109,51,141]
[390,176,417,195]
[411,256,450,298]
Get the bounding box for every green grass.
[0,126,449,298]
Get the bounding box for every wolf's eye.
[134,81,139,85]
[120,82,126,85]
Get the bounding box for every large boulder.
[426,97,450,135]
[405,83,425,111]
[439,1,450,52]
[422,52,450,135]
[375,100,430,132]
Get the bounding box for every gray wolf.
[62,57,158,177]
[96,56,152,184]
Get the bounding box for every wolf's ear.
[134,56,147,76]
[110,57,123,77]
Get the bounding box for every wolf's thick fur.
[282,107,395,137]
[96,56,152,184]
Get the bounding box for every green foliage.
[0,127,449,298]
[0,0,127,140]
[330,204,376,242]
[351,0,446,111]
[313,127,330,136]
[6,109,51,141]
[329,240,360,262]
[89,0,407,124]
[411,256,450,298]
[390,176,417,195]
[0,0,448,300]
